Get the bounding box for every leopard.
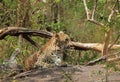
[24,31,70,70]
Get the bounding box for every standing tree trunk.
[102,29,111,56]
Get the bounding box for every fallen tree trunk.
[0,27,120,52]
[68,41,120,52]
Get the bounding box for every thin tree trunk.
[102,29,111,56]
[16,0,24,48]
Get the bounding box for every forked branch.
[82,0,105,27]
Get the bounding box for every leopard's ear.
[55,31,64,37]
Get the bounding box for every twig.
[108,34,120,50]
[92,0,98,19]
[88,19,104,27]
[82,0,90,19]
[13,70,35,79]
[108,1,117,22]
[23,35,40,48]
[117,0,120,13]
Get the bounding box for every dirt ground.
[1,65,120,82]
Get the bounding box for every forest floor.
[1,65,120,82]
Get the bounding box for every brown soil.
[1,65,120,82]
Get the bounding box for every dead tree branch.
[8,48,21,69]
[108,34,120,50]
[86,50,120,65]
[23,35,40,48]
[0,27,53,39]
[0,27,53,47]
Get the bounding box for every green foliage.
[0,36,18,64]
[54,0,61,3]
[3,0,17,8]
[80,51,100,64]
[105,62,120,71]
[0,0,17,27]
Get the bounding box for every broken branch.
[0,27,53,39]
[86,50,120,65]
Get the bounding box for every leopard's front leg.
[35,61,54,68]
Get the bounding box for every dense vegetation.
[0,0,120,68]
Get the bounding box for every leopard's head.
[55,31,70,50]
